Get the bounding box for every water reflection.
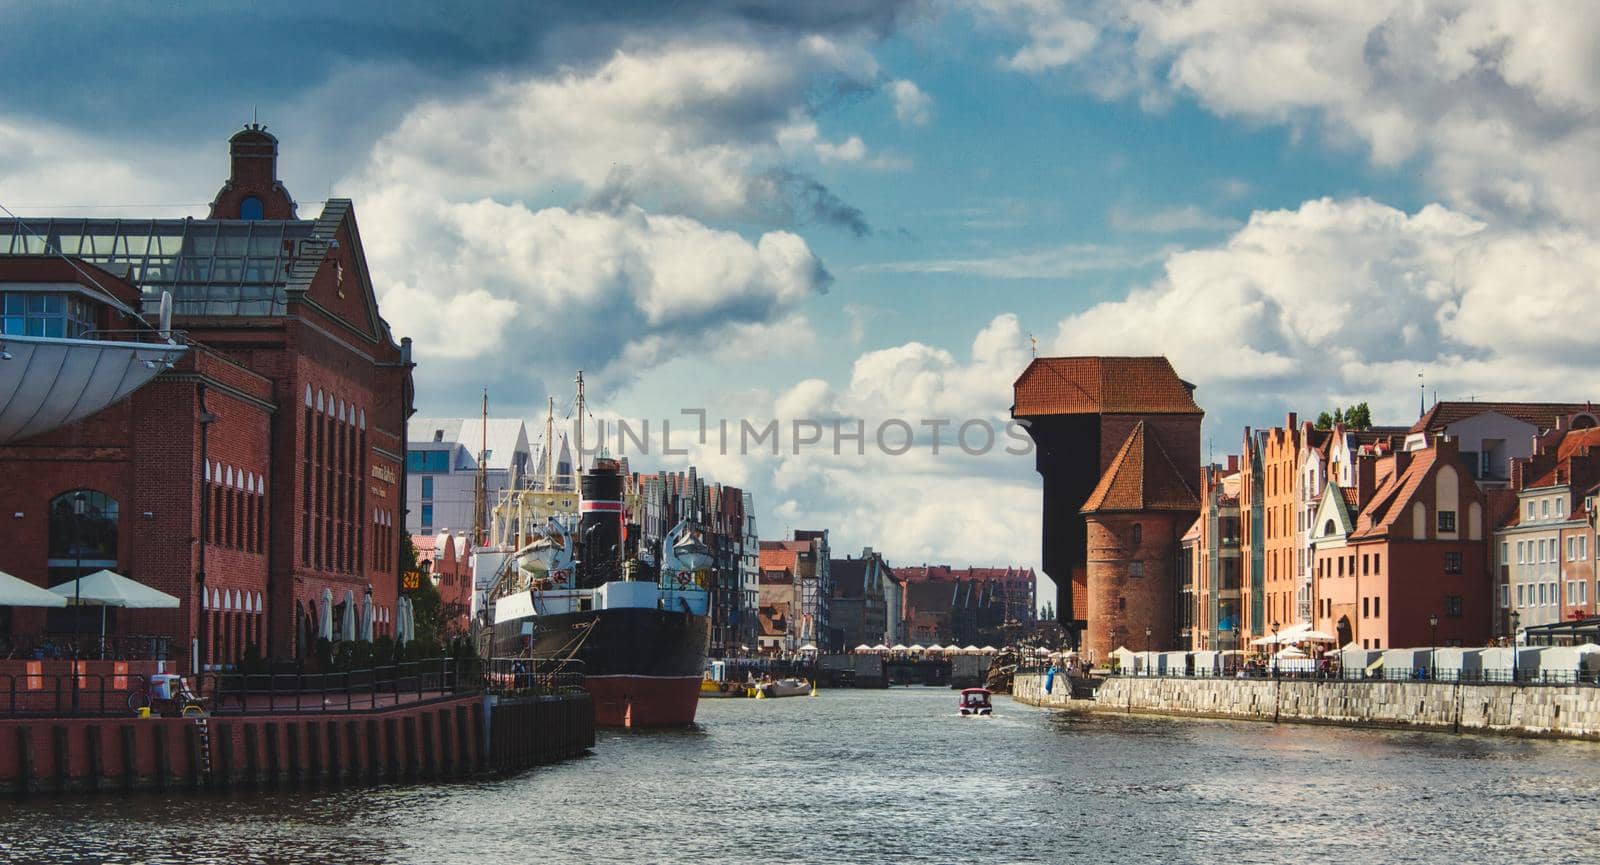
[4,691,1600,865]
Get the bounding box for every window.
[1131,523,1142,546]
[1517,584,1526,607]
[47,489,119,575]
[1551,581,1560,606]
[240,196,264,220]
[406,450,449,473]
[1363,554,1370,576]
[1578,581,1590,606]
[1500,584,1509,609]
[1527,501,1536,520]
[1338,557,1345,577]
[1538,583,1547,605]
[1444,552,1462,574]
[420,503,433,530]
[1374,597,1381,617]
[1362,597,1370,618]
[1437,510,1456,532]
[1583,537,1589,561]
[1129,561,1144,577]
[1517,540,1525,564]
[1446,595,1463,616]
[420,477,433,500]
[1480,450,1493,478]
[1542,500,1550,518]
[1569,537,1577,562]
[1502,541,1509,565]
[1373,638,1381,649]
[1557,498,1565,518]
[2,292,97,338]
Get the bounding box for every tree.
[1314,402,1373,431]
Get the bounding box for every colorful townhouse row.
[1183,402,1600,654]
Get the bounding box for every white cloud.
[0,120,199,218]
[975,0,1600,227]
[1051,196,1600,430]
[1109,203,1241,233]
[357,39,878,233]
[357,186,830,395]
[858,242,1165,278]
[889,79,934,126]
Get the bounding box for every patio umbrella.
[980,646,998,654]
[47,569,179,659]
[341,590,356,641]
[871,644,890,652]
[962,645,980,654]
[320,587,334,641]
[908,644,926,652]
[890,644,909,652]
[853,644,873,653]
[360,592,374,641]
[0,569,67,607]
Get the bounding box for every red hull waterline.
[586,675,702,727]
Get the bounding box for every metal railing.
[0,657,495,718]
[1099,667,1600,686]
[1,633,173,661]
[483,657,586,695]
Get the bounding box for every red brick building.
[0,126,414,670]
[413,532,474,638]
[1012,357,1203,653]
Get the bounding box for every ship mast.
[544,395,556,491]
[474,388,488,545]
[575,370,586,477]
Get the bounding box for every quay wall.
[1,692,593,795]
[1013,673,1600,739]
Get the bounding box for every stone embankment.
[1014,672,1600,739]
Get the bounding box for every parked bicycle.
[126,673,207,717]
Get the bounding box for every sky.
[5,1,1600,604]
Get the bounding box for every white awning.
[0,569,67,607]
[0,333,185,444]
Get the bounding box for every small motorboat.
[958,687,994,716]
[700,660,754,698]
[755,677,815,698]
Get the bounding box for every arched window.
[240,196,264,220]
[1323,519,1336,535]
[47,489,119,580]
[1131,523,1142,546]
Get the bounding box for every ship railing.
[484,656,586,696]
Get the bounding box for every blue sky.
[5,2,1599,600]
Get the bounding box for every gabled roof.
[1310,484,1355,541]
[1012,356,1201,417]
[1081,421,1200,514]
[407,417,529,472]
[1411,402,1593,435]
[1352,448,1455,540]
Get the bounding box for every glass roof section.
[0,219,319,316]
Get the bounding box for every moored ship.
[486,454,712,727]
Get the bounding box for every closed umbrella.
[320,587,334,641]
[0,569,67,608]
[341,590,356,641]
[360,592,374,642]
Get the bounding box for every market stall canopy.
[797,643,818,652]
[891,644,909,652]
[1274,646,1309,659]
[980,646,998,654]
[871,644,890,652]
[853,644,873,653]
[908,644,926,652]
[962,645,981,654]
[47,569,178,608]
[0,569,67,607]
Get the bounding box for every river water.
[5,689,1599,864]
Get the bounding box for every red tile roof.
[1081,421,1200,514]
[1012,356,1202,417]
[1410,401,1594,435]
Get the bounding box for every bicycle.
[126,673,207,717]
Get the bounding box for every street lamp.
[1509,609,1521,682]
[1271,620,1280,678]
[70,491,86,714]
[1428,613,1439,681]
[1144,625,1153,676]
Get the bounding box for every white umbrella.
[980,646,998,654]
[853,644,873,653]
[320,587,334,641]
[926,644,946,653]
[0,569,67,607]
[871,644,890,652]
[797,643,818,653]
[360,592,374,642]
[962,645,981,654]
[891,644,909,652]
[1275,646,1309,659]
[48,569,179,608]
[908,644,927,652]
[48,569,179,659]
[341,590,356,641]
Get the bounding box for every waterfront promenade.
[1014,670,1600,739]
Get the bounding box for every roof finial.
[1418,370,1425,418]
[1029,333,1037,358]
